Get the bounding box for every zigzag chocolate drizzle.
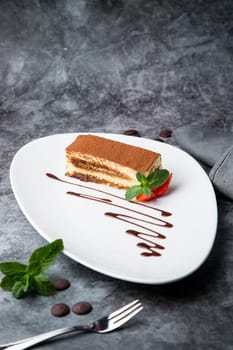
[46,173,173,257]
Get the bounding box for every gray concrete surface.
[0,1,233,349]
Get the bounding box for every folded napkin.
[174,126,233,200]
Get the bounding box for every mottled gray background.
[0,1,233,349]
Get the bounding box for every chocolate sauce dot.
[159,129,172,138]
[51,303,70,317]
[52,278,70,291]
[72,302,93,315]
[123,129,141,137]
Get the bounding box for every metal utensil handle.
[5,325,90,350]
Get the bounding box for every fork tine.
[108,299,141,320]
[110,302,143,328]
[108,299,143,327]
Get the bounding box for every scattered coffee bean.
[51,303,70,317]
[52,278,70,291]
[123,129,141,137]
[72,301,93,315]
[159,129,172,138]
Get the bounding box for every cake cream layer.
[65,134,161,189]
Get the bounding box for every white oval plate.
[10,133,217,284]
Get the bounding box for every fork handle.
[3,325,91,350]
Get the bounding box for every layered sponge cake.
[65,134,161,189]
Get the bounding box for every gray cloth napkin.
[174,126,233,200]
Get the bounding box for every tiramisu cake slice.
[65,134,161,189]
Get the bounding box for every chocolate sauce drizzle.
[46,173,171,217]
[67,190,171,228]
[127,230,165,257]
[46,173,173,257]
[105,215,165,257]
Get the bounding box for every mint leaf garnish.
[125,169,170,201]
[136,172,147,183]
[0,262,27,276]
[28,239,64,275]
[148,169,169,189]
[144,186,151,197]
[12,276,30,299]
[31,274,56,296]
[0,275,24,291]
[125,185,144,201]
[0,239,64,299]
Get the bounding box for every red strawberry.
[125,169,172,202]
[136,173,172,201]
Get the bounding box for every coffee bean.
[123,129,141,137]
[72,302,93,315]
[52,278,70,291]
[159,129,172,138]
[51,303,70,317]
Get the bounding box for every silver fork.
[1,299,143,350]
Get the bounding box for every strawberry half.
[125,169,172,202]
[136,173,172,201]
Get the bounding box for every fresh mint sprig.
[0,239,64,299]
[125,169,169,201]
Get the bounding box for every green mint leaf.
[125,169,170,201]
[28,239,64,275]
[12,275,30,299]
[147,172,157,183]
[31,274,56,296]
[125,185,144,201]
[136,172,147,184]
[0,239,64,299]
[0,262,27,276]
[143,186,151,197]
[0,275,24,291]
[149,169,169,190]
